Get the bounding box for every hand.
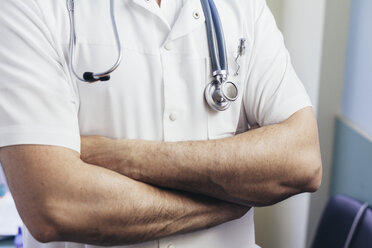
[81,136,143,181]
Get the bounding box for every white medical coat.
[0,0,312,247]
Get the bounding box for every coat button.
[169,112,178,121]
[193,11,200,19]
[164,42,174,51]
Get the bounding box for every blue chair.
[312,194,372,248]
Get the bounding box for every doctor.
[0,0,322,248]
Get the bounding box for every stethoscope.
[67,0,238,111]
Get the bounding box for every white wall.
[306,0,351,246]
[280,0,326,109]
[265,0,282,26]
[255,1,326,247]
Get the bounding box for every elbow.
[297,146,323,193]
[272,145,322,204]
[286,106,323,194]
[22,201,63,243]
[28,224,59,244]
[259,157,322,206]
[234,152,322,207]
[26,218,59,243]
[304,159,322,193]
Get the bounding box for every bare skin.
[0,107,321,245]
[0,146,249,245]
[81,107,322,207]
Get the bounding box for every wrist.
[114,139,142,180]
[81,136,118,168]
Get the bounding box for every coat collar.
[130,0,205,41]
[168,0,205,41]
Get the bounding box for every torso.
[24,1,257,247]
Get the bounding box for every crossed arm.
[81,107,322,206]
[0,107,322,245]
[0,145,248,245]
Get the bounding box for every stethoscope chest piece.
[205,80,238,111]
[222,81,238,101]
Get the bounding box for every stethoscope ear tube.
[200,0,221,74]
[67,0,122,83]
[83,72,110,82]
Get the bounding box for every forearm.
[82,107,322,206]
[126,121,319,206]
[0,146,248,245]
[53,165,246,245]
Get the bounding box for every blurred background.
[1,0,371,247]
[255,0,372,247]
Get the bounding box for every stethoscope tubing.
[200,0,221,75]
[67,0,122,82]
[67,0,83,82]
[68,0,227,82]
[200,0,229,79]
[207,0,228,75]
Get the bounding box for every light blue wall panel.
[331,117,372,203]
[342,0,372,137]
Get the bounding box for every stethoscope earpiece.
[68,0,122,83]
[83,72,110,83]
